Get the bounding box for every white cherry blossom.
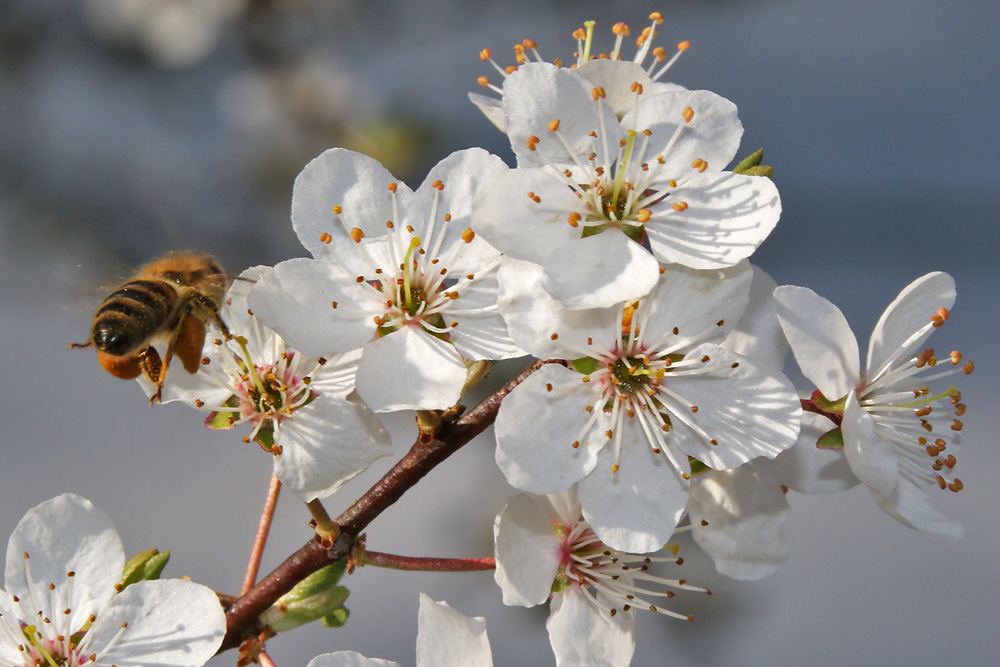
[494,259,800,552]
[473,61,781,309]
[494,489,707,667]
[775,272,972,541]
[307,593,492,667]
[0,494,225,667]
[148,267,392,502]
[471,13,690,130]
[249,148,523,412]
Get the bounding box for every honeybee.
[72,251,232,403]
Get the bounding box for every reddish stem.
[218,359,550,652]
[363,550,496,572]
[242,474,282,595]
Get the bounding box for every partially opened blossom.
[249,148,523,412]
[473,61,780,310]
[494,259,800,552]
[0,494,225,667]
[775,272,972,541]
[148,267,392,502]
[307,593,492,667]
[495,489,707,667]
[471,13,690,130]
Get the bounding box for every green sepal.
[570,357,601,375]
[688,457,709,478]
[813,391,848,414]
[121,549,170,589]
[259,561,350,633]
[732,148,774,179]
[256,423,276,449]
[206,396,240,430]
[817,427,845,450]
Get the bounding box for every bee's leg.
[138,347,165,404]
[69,340,94,349]
[191,291,233,341]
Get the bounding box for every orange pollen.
[479,48,491,60]
[573,28,586,40]
[692,158,708,172]
[950,351,962,364]
[592,86,607,100]
[477,76,489,87]
[572,440,581,449]
[432,180,444,190]
[678,40,691,51]
[331,301,338,309]
[386,221,394,229]
[461,227,475,243]
[653,46,667,61]
[964,361,975,374]
[567,212,581,227]
[320,232,332,244]
[388,183,398,193]
[631,81,644,95]
[332,205,342,214]
[650,11,664,22]
[523,39,537,49]
[672,201,689,212]
[682,107,695,123]
[636,209,652,223]
[527,191,541,203]
[505,65,517,74]
[548,119,561,131]
[613,22,629,37]
[350,227,364,243]
[550,333,559,340]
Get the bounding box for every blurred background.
[1,0,997,665]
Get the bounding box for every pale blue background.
[1,1,997,665]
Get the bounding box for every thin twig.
[218,359,550,652]
[242,474,282,595]
[363,550,496,572]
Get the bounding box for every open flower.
[494,488,707,667]
[471,13,690,130]
[249,147,523,412]
[494,259,800,552]
[473,61,780,309]
[0,494,225,667]
[151,267,392,502]
[307,593,492,667]
[774,272,972,541]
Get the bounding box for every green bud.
[259,561,350,633]
[121,549,170,589]
[733,148,774,179]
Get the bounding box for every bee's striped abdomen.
[92,280,178,356]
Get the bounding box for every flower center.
[552,518,706,621]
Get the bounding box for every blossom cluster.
[62,11,972,667]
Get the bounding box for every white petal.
[842,391,899,498]
[646,172,781,269]
[641,261,753,347]
[408,148,507,273]
[546,587,635,667]
[764,412,859,494]
[623,89,743,176]
[497,257,619,359]
[503,63,625,168]
[274,397,392,501]
[688,465,791,580]
[494,364,603,494]
[667,345,801,469]
[415,594,493,667]
[866,272,955,378]
[355,327,467,412]
[303,347,364,400]
[6,494,122,632]
[541,228,660,309]
[774,284,860,399]
[447,263,525,361]
[575,60,653,118]
[308,652,399,667]
[578,432,690,553]
[468,91,506,132]
[292,148,409,260]
[493,494,562,607]
[249,259,378,357]
[868,475,964,542]
[721,265,788,373]
[88,579,225,667]
[472,167,585,266]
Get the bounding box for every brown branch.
[363,550,495,572]
[218,359,549,652]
